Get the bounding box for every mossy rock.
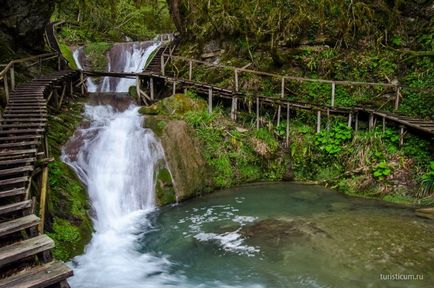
[59,42,78,70]
[139,94,207,117]
[83,42,112,71]
[155,167,176,206]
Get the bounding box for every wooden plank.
[0,129,44,135]
[0,158,35,166]
[0,165,33,176]
[0,234,54,267]
[0,200,32,216]
[38,166,48,233]
[0,149,37,156]
[0,135,42,142]
[1,123,46,129]
[0,187,26,198]
[2,114,47,118]
[0,215,39,238]
[0,141,39,149]
[0,261,73,288]
[1,118,47,123]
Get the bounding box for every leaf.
[383,168,391,176]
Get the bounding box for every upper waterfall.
[73,41,160,93]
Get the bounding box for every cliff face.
[0,0,54,60]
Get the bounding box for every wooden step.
[0,200,32,216]
[0,165,33,177]
[0,129,44,135]
[0,176,29,187]
[0,135,42,141]
[0,215,39,238]
[0,234,53,268]
[0,261,72,288]
[0,188,26,198]
[0,149,37,157]
[1,118,47,123]
[1,123,46,129]
[0,158,35,167]
[2,114,47,118]
[0,142,39,149]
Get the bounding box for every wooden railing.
[0,52,61,104]
[161,53,402,112]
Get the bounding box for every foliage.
[83,42,112,71]
[420,162,434,197]
[372,161,392,181]
[315,123,352,155]
[54,0,174,43]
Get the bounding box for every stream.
[64,40,434,288]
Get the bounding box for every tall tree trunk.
[166,0,184,34]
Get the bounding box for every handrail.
[162,54,398,88]
[0,52,58,78]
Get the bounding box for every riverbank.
[140,93,434,207]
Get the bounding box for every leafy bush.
[372,161,393,181]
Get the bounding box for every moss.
[155,167,176,206]
[59,42,78,70]
[83,42,112,71]
[139,93,207,117]
[46,98,92,261]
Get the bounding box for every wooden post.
[172,81,176,96]
[161,55,165,76]
[80,72,85,95]
[394,87,400,111]
[150,77,154,100]
[10,64,15,91]
[231,97,238,120]
[369,114,374,130]
[326,108,330,131]
[57,54,62,71]
[208,88,213,113]
[136,76,141,103]
[70,79,74,97]
[38,166,48,233]
[348,113,352,128]
[317,110,321,133]
[286,103,290,147]
[355,112,359,132]
[278,77,284,126]
[382,117,386,133]
[399,126,405,146]
[234,69,239,92]
[4,73,9,103]
[331,82,335,107]
[58,84,66,110]
[189,61,193,80]
[256,97,260,130]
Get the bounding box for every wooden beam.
[394,87,401,111]
[4,73,9,103]
[161,55,165,76]
[150,77,154,100]
[80,72,85,95]
[172,81,176,96]
[331,82,335,107]
[234,69,239,92]
[256,97,260,130]
[317,110,321,133]
[369,113,374,130]
[208,88,213,113]
[286,103,290,147]
[189,61,193,80]
[136,76,141,103]
[399,126,405,146]
[382,117,386,133]
[57,84,66,110]
[38,166,48,233]
[10,64,15,91]
[355,112,359,132]
[348,113,352,128]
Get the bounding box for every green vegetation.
[53,0,174,44]
[83,42,112,71]
[46,98,92,261]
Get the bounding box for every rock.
[156,120,211,202]
[0,0,54,59]
[415,207,434,220]
[282,166,294,181]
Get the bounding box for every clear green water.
[139,183,434,288]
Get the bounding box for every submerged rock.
[415,207,434,220]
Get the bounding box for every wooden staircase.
[0,70,77,287]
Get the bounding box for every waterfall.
[72,41,160,93]
[65,42,181,287]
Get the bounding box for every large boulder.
[0,0,54,60]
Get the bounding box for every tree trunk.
[166,0,184,34]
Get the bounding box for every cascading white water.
[72,42,160,93]
[63,104,183,288]
[65,41,185,287]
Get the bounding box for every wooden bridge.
[84,51,434,146]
